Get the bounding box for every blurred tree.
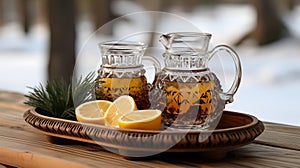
[235,0,289,46]
[90,0,114,34]
[0,0,3,27]
[33,0,47,25]
[286,0,296,11]
[18,0,31,34]
[48,0,76,84]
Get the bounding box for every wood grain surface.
[0,90,300,168]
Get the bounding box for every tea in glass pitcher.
[95,41,160,110]
[152,32,242,129]
[162,73,218,126]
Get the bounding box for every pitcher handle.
[209,45,242,104]
[142,56,161,83]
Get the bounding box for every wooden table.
[0,90,299,168]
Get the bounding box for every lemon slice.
[104,95,137,127]
[75,100,112,125]
[118,110,162,130]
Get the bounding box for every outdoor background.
[0,0,299,126]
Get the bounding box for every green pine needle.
[24,72,97,120]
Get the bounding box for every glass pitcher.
[95,41,161,110]
[152,32,242,129]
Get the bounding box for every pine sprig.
[72,72,96,107]
[24,72,97,120]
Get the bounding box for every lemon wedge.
[75,100,112,125]
[104,95,137,127]
[118,110,162,130]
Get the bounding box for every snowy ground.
[0,3,300,126]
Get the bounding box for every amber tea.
[95,76,150,110]
[161,80,219,127]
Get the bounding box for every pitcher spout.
[159,34,172,50]
[159,32,212,52]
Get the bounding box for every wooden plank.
[0,91,27,106]
[2,116,300,168]
[254,122,300,151]
[0,103,183,167]
[158,144,300,168]
[0,147,89,168]
[1,91,300,167]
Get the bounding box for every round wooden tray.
[24,108,264,158]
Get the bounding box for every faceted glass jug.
[152,32,242,129]
[95,41,160,110]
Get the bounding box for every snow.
[227,38,300,126]
[0,3,299,126]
